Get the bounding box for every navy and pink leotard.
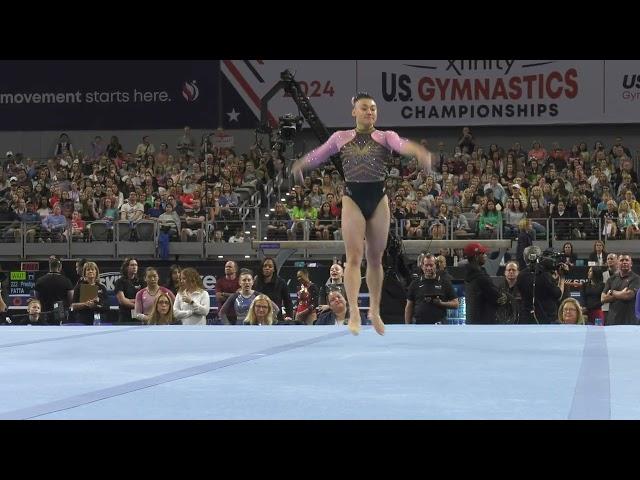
[303,129,411,220]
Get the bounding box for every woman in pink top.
[291,92,432,336]
[134,267,175,324]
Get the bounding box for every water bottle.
[453,255,458,267]
[594,314,604,327]
[93,312,101,326]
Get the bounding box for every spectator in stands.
[314,201,339,240]
[600,199,618,239]
[134,267,175,324]
[177,126,195,157]
[40,204,67,243]
[245,294,276,326]
[254,257,293,324]
[148,292,176,325]
[457,126,475,154]
[158,202,181,240]
[515,218,534,270]
[67,210,86,242]
[54,133,74,158]
[173,267,210,325]
[558,298,585,325]
[120,191,144,223]
[561,242,578,267]
[180,198,206,242]
[289,197,317,240]
[71,261,109,325]
[267,202,291,240]
[601,254,640,325]
[617,200,640,239]
[589,240,607,266]
[478,200,501,239]
[115,257,144,324]
[135,135,155,160]
[581,266,604,325]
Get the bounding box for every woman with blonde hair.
[173,267,210,325]
[558,298,585,325]
[245,294,275,325]
[148,292,176,325]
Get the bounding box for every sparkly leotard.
[303,129,411,219]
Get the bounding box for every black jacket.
[516,266,562,324]
[254,275,293,321]
[581,282,604,312]
[464,262,501,324]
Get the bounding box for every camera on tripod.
[525,246,566,273]
[271,114,304,154]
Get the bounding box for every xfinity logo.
[182,80,199,102]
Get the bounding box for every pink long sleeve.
[303,131,354,170]
[372,130,410,155]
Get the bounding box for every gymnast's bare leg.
[363,195,390,335]
[340,195,368,335]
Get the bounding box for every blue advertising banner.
[0,60,220,130]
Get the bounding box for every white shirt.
[173,290,210,325]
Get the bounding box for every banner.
[220,60,356,129]
[356,60,604,126]
[0,60,220,130]
[603,60,640,124]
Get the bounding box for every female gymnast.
[291,92,432,335]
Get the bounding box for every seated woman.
[134,267,175,324]
[558,297,585,325]
[316,290,366,326]
[148,292,177,325]
[245,295,276,325]
[219,269,279,325]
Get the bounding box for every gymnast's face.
[352,98,377,129]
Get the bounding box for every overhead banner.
[0,60,220,131]
[603,60,640,123]
[220,60,356,129]
[356,60,604,126]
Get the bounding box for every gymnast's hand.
[416,146,433,174]
[290,160,305,185]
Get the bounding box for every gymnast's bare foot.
[347,317,361,335]
[368,312,385,336]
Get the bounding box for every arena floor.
[0,324,638,420]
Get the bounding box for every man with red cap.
[463,242,506,324]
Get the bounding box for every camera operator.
[463,242,507,324]
[405,253,459,324]
[601,253,639,325]
[516,247,565,324]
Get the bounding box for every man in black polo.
[34,257,74,324]
[601,253,640,325]
[405,253,459,324]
